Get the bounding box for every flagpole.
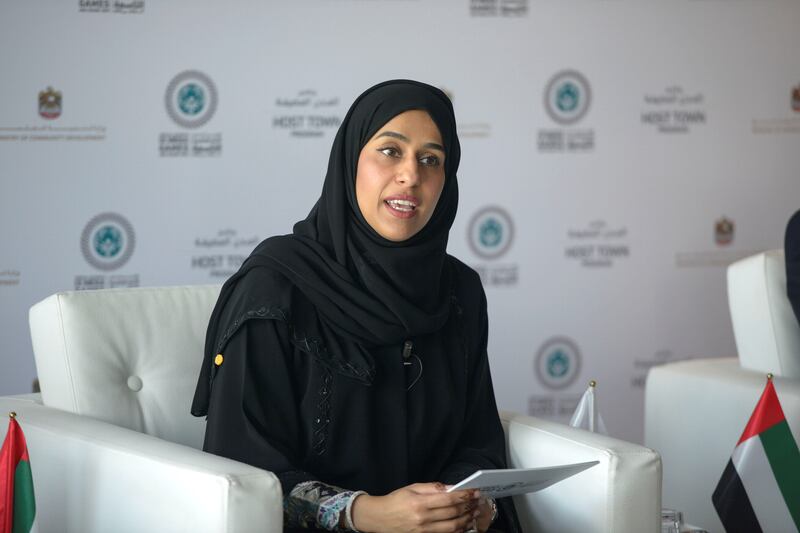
[589,380,596,432]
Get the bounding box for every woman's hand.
[351,482,481,533]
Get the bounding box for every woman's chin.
[374,222,422,243]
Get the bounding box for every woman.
[192,80,521,533]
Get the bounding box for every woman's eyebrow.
[376,131,445,153]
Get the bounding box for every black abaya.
[192,80,521,532]
[201,260,519,531]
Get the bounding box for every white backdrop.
[1,0,799,446]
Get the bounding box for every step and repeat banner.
[1,0,799,444]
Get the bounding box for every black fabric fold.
[786,208,800,325]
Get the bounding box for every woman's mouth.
[384,196,419,219]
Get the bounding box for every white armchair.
[0,285,661,532]
[645,251,800,532]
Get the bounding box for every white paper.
[446,461,599,498]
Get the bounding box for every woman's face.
[355,110,446,242]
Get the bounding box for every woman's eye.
[419,155,441,167]
[379,147,400,158]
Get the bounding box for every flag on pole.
[0,412,36,533]
[712,376,800,533]
[569,380,607,435]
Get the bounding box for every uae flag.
[0,414,36,533]
[712,379,800,532]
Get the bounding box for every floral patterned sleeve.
[284,480,366,531]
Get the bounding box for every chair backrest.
[727,250,800,378]
[29,285,221,449]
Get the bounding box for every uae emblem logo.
[165,70,218,129]
[792,84,800,113]
[38,86,62,119]
[80,212,136,271]
[544,70,591,125]
[468,206,515,260]
[535,337,582,390]
[715,217,735,246]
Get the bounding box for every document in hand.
[446,461,599,498]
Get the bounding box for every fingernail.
[473,490,481,499]
[473,509,481,517]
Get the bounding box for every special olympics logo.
[80,213,135,271]
[468,206,514,260]
[165,70,218,129]
[544,70,591,125]
[535,337,582,390]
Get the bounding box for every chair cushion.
[29,285,221,448]
[728,250,800,377]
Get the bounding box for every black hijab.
[786,209,800,324]
[192,80,461,416]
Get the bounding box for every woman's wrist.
[344,491,367,532]
[350,493,377,532]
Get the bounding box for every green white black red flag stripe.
[712,379,800,533]
[0,415,36,533]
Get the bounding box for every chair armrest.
[500,411,661,533]
[0,395,282,533]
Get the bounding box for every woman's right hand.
[351,482,481,533]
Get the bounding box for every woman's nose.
[395,156,420,185]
